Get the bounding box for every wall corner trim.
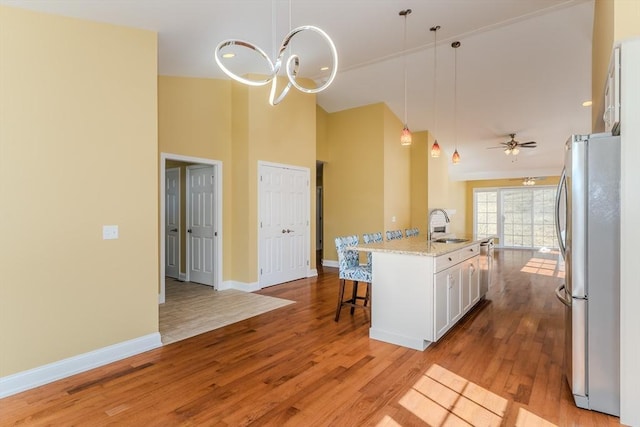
[0,333,162,399]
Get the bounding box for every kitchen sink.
[434,238,470,244]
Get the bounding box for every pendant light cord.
[431,26,439,138]
[454,46,457,150]
[403,13,408,124]
[453,41,460,151]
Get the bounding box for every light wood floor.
[160,279,294,345]
[0,249,622,426]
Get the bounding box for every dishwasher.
[479,238,494,296]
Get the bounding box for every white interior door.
[188,165,215,286]
[165,168,180,279]
[259,163,309,287]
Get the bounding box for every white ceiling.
[1,0,595,181]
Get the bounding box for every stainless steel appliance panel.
[585,134,620,415]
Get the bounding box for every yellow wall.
[383,105,412,234]
[428,146,467,235]
[158,76,233,279]
[464,177,560,234]
[410,131,429,233]
[0,6,158,376]
[322,104,386,260]
[316,105,330,162]
[613,0,640,41]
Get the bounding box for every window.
[474,186,558,249]
[474,190,498,239]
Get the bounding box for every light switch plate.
[103,225,119,240]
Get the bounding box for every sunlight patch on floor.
[377,364,558,427]
[520,256,564,278]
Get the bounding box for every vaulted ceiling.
[1,0,595,180]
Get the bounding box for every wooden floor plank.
[0,249,623,426]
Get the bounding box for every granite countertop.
[352,235,491,257]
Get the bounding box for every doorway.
[160,153,222,303]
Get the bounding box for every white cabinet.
[434,264,462,340]
[433,244,479,341]
[463,256,480,311]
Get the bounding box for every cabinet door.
[462,259,471,312]
[469,257,480,305]
[434,269,450,340]
[449,265,462,324]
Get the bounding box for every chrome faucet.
[428,208,450,241]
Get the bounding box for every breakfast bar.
[355,236,487,351]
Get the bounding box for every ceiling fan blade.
[519,141,537,146]
[486,146,506,149]
[519,145,536,148]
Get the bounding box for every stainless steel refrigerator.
[554,132,620,416]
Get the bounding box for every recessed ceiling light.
[222,53,235,59]
[320,66,329,71]
[582,100,592,107]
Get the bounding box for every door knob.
[170,228,178,232]
[282,229,287,234]
[188,229,192,233]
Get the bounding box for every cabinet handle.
[448,257,452,261]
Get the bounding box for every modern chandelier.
[214,2,338,106]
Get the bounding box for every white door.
[165,168,180,279]
[259,164,309,287]
[188,165,215,286]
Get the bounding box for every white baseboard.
[219,280,260,292]
[323,259,338,268]
[0,333,162,399]
[307,269,318,277]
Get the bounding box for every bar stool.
[386,230,403,240]
[363,232,383,268]
[334,235,372,321]
[405,227,419,237]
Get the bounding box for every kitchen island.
[355,236,487,351]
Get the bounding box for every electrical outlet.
[103,225,119,240]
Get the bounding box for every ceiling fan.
[488,133,537,155]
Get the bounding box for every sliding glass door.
[474,186,558,249]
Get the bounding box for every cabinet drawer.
[459,244,480,262]
[435,251,461,272]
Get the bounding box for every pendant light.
[451,41,461,164]
[399,9,412,146]
[430,25,441,158]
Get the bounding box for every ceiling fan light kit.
[490,133,537,158]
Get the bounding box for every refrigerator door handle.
[555,284,572,306]
[555,167,567,259]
